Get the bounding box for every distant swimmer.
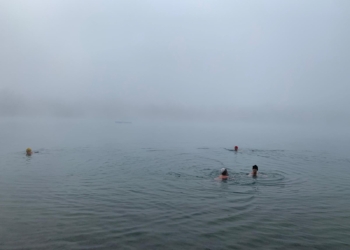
[26,148,33,156]
[251,165,258,177]
[26,148,38,156]
[217,168,229,180]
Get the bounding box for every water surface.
[0,120,349,249]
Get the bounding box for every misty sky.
[1,0,349,124]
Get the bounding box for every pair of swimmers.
[218,165,258,180]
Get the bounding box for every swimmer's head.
[252,165,258,175]
[26,148,32,155]
[221,168,228,176]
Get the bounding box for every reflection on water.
[0,146,350,249]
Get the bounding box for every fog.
[1,0,350,127]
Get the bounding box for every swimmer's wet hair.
[221,168,228,176]
[252,165,258,170]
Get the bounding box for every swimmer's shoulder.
[215,175,231,180]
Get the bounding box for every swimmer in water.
[218,168,229,180]
[26,148,33,156]
[251,165,258,177]
[26,148,38,156]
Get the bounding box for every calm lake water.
[0,119,350,249]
